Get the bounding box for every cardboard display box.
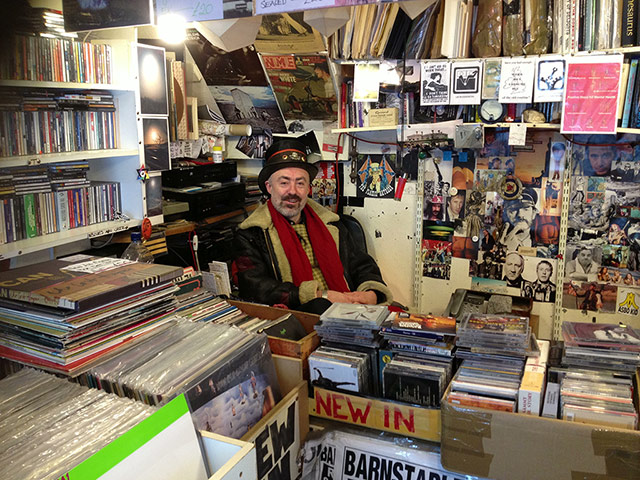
[229,300,320,360]
[440,382,640,480]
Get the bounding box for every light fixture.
[303,7,350,37]
[157,13,187,44]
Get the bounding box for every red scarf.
[267,200,350,292]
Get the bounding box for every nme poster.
[356,153,396,198]
[262,54,337,121]
[561,55,623,134]
[498,58,535,103]
[421,61,450,106]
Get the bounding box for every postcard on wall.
[143,118,170,172]
[254,13,326,54]
[262,54,337,120]
[482,59,501,100]
[498,58,535,104]
[534,56,565,103]
[421,61,451,106]
[561,55,623,134]
[62,0,153,32]
[450,60,483,105]
[353,63,381,102]
[137,44,168,116]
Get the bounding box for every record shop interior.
[1,1,640,479]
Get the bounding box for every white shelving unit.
[0,35,146,260]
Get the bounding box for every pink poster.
[561,55,623,134]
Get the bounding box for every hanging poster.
[254,13,326,54]
[142,118,170,171]
[156,0,252,21]
[137,45,168,116]
[262,54,337,120]
[356,153,396,198]
[255,0,335,15]
[498,58,535,104]
[209,85,287,133]
[561,55,623,134]
[450,60,483,105]
[312,161,337,207]
[482,59,501,100]
[62,0,153,32]
[421,239,452,280]
[421,61,450,106]
[534,56,565,103]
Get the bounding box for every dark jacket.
[233,199,393,308]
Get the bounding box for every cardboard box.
[441,381,640,480]
[228,300,320,360]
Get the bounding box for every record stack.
[379,312,457,407]
[560,321,640,373]
[0,256,184,376]
[0,368,155,480]
[82,321,282,439]
[559,369,638,430]
[311,303,390,396]
[446,313,534,412]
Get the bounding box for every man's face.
[504,254,524,280]
[505,201,536,228]
[577,248,593,267]
[266,167,310,223]
[450,195,464,215]
[432,203,442,215]
[537,262,552,282]
[588,146,615,175]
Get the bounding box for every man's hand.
[322,290,378,304]
[343,290,378,305]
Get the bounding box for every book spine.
[622,0,637,46]
[622,59,638,127]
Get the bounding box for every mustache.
[282,194,301,202]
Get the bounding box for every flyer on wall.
[561,55,623,134]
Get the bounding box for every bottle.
[212,146,223,163]
[121,232,154,263]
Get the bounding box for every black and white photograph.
[142,117,170,171]
[63,0,153,32]
[495,188,540,251]
[137,44,168,116]
[520,257,558,302]
[565,244,603,282]
[421,61,450,105]
[223,0,252,18]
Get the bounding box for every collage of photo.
[563,135,640,313]
[422,131,565,301]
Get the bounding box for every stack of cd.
[456,313,532,357]
[314,303,389,347]
[561,321,640,373]
[559,369,638,429]
[308,346,372,394]
[382,354,453,407]
[447,356,525,412]
[380,311,456,360]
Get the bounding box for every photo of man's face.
[449,194,464,215]
[537,261,552,282]
[577,248,593,267]
[505,202,536,228]
[504,253,524,280]
[587,145,615,175]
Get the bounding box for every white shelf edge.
[0,79,133,91]
[0,149,140,167]
[0,218,141,259]
[331,126,399,133]
[617,127,640,134]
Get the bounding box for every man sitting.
[233,139,393,313]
